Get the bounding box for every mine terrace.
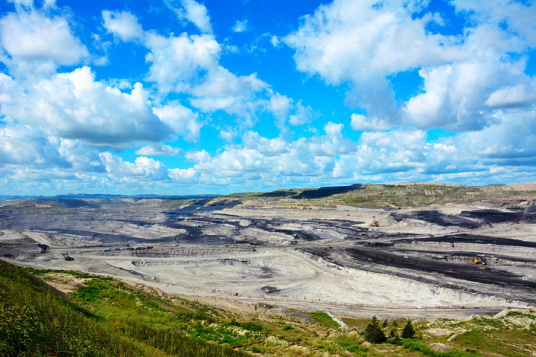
[1,182,535,320]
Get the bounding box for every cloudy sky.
[0,0,535,196]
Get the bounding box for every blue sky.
[0,0,535,196]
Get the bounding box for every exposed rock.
[429,343,453,353]
[493,309,510,319]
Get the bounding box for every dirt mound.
[506,182,536,191]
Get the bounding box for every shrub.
[402,320,415,339]
[282,324,294,331]
[401,339,479,357]
[364,316,386,344]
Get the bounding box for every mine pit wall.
[0,244,41,261]
[0,237,35,245]
[393,242,536,259]
[84,246,257,258]
[131,257,254,267]
[297,249,534,308]
[406,251,536,268]
[341,261,527,308]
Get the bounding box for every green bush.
[336,337,369,356]
[401,320,415,339]
[364,316,386,344]
[227,320,268,334]
[401,339,480,357]
[388,328,400,344]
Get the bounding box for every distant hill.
[224,182,536,208]
[2,182,536,208]
[0,193,220,202]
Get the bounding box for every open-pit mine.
[1,183,535,320]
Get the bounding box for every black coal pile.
[261,286,280,294]
[459,209,522,224]
[391,210,481,229]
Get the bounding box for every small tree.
[364,316,386,344]
[389,329,400,344]
[401,320,415,339]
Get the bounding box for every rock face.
[1,195,535,318]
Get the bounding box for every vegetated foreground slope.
[0,260,247,357]
[1,260,536,357]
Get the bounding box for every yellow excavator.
[473,257,486,265]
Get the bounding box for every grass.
[401,339,480,357]
[424,313,536,357]
[311,311,340,328]
[0,260,246,357]
[336,336,371,356]
[453,330,535,357]
[220,183,536,208]
[0,261,158,357]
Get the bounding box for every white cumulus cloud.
[285,0,465,124]
[135,144,181,157]
[285,0,536,134]
[102,10,144,42]
[242,131,287,156]
[166,0,213,34]
[145,32,221,93]
[100,152,197,182]
[232,19,248,33]
[1,66,172,146]
[0,9,88,70]
[0,124,69,168]
[153,101,202,142]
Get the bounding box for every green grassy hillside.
[0,260,246,357]
[224,183,536,208]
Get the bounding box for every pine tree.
[401,320,415,339]
[364,316,386,344]
[389,329,400,344]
